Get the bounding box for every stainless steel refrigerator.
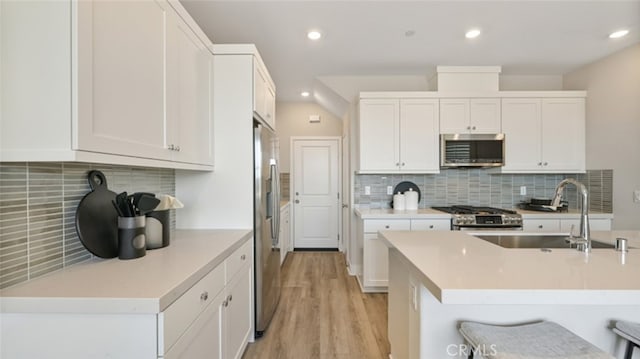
[254,120,281,337]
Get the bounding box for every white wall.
[500,75,563,90]
[275,101,343,173]
[564,44,640,230]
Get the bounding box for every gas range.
[431,205,523,230]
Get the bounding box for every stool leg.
[624,341,636,359]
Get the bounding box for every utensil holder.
[118,216,146,260]
[145,210,170,249]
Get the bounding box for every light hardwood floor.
[242,252,390,359]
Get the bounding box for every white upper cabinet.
[75,0,169,161]
[166,11,214,166]
[502,97,585,173]
[253,60,276,130]
[439,98,501,134]
[0,0,214,169]
[358,97,439,173]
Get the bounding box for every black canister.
[145,210,170,249]
[118,216,146,259]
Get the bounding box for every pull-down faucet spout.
[551,178,591,252]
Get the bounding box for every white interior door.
[292,138,340,249]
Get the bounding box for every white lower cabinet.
[279,204,291,265]
[388,249,421,359]
[359,218,452,292]
[160,238,253,359]
[523,217,612,233]
[359,218,451,292]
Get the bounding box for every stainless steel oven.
[432,206,523,231]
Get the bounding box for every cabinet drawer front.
[226,239,253,283]
[523,219,560,232]
[160,263,225,355]
[364,219,411,233]
[410,219,451,231]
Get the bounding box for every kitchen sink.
[475,234,615,249]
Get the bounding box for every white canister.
[393,193,406,211]
[404,188,419,210]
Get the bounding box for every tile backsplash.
[355,169,613,212]
[0,163,175,289]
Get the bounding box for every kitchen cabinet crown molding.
[213,44,276,91]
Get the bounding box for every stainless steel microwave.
[440,133,505,168]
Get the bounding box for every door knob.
[342,204,348,209]
[295,200,300,204]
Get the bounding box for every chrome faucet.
[551,178,591,252]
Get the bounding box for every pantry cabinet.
[501,98,585,173]
[0,0,214,169]
[439,98,501,134]
[358,98,440,173]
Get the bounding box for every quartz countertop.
[0,229,252,314]
[355,206,613,219]
[379,229,640,305]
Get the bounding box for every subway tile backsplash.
[355,169,613,212]
[0,163,175,289]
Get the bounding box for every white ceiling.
[180,0,640,103]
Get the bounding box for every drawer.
[410,219,451,231]
[159,262,225,355]
[523,219,560,232]
[226,239,253,283]
[364,219,411,233]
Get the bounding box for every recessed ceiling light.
[307,31,322,40]
[301,91,310,97]
[465,29,481,39]
[609,29,629,39]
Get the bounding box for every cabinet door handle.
[176,146,181,152]
[168,144,175,151]
[466,126,471,130]
[538,162,542,166]
[401,162,405,166]
[223,299,229,307]
[200,291,209,301]
[543,162,548,166]
[472,126,476,130]
[395,162,400,166]
[538,225,544,229]
[228,294,233,302]
[240,254,246,260]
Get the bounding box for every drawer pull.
[240,254,246,260]
[200,292,209,301]
[223,299,229,307]
[538,225,544,229]
[429,225,434,229]
[385,225,390,229]
[228,294,233,302]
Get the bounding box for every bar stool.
[613,320,640,359]
[459,320,613,359]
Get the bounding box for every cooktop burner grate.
[431,205,517,215]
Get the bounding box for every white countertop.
[0,229,252,314]
[379,230,640,305]
[355,206,613,219]
[355,207,452,219]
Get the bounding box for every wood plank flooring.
[242,252,390,359]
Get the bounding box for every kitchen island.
[380,230,640,359]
